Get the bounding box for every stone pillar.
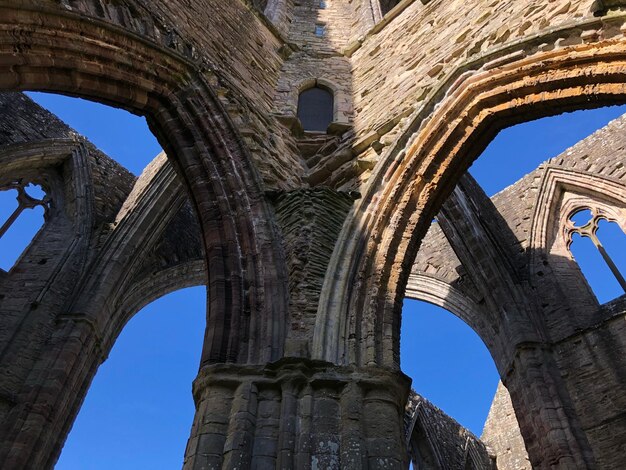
[183,359,410,470]
[0,319,103,470]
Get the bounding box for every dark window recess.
[297,87,334,132]
[252,0,268,14]
[379,0,402,16]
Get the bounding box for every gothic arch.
[404,274,493,350]
[117,261,207,328]
[529,166,626,265]
[314,39,626,367]
[0,4,289,365]
[0,6,288,468]
[526,166,626,322]
[66,155,189,350]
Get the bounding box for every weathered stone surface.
[405,391,495,469]
[407,115,626,469]
[1,1,626,469]
[482,383,531,470]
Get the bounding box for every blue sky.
[2,93,625,467]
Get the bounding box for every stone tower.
[0,0,626,468]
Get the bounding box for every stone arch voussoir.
[0,4,288,365]
[314,39,626,368]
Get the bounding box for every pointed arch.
[314,38,626,368]
[0,2,288,365]
[529,166,626,264]
[528,166,626,308]
[0,5,289,468]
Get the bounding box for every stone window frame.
[562,202,626,294]
[0,179,51,272]
[294,78,351,132]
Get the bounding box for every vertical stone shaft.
[0,320,102,469]
[182,360,410,469]
[437,174,595,468]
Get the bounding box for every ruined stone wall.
[49,0,306,189]
[405,391,495,469]
[3,1,626,468]
[0,93,137,423]
[345,0,619,190]
[482,382,531,470]
[352,0,595,135]
[409,112,626,306]
[407,113,626,468]
[554,300,626,468]
[271,188,355,356]
[273,0,354,126]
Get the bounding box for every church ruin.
[0,1,625,468]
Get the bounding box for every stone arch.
[404,274,494,350]
[314,39,626,368]
[67,155,191,351]
[0,6,288,468]
[117,261,207,328]
[0,4,289,366]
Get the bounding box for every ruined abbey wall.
[1,0,626,468]
[407,113,626,468]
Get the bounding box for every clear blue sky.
[2,93,625,468]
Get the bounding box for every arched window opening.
[4,92,208,468]
[401,300,499,437]
[408,418,440,470]
[0,183,48,271]
[403,104,626,465]
[56,286,207,469]
[567,209,626,303]
[26,92,161,176]
[297,86,334,133]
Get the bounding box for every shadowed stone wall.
[407,113,626,469]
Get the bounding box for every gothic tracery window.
[566,206,626,303]
[0,181,49,271]
[379,0,401,16]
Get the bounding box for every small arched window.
[297,86,334,133]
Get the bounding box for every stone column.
[183,359,410,470]
[0,319,103,469]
